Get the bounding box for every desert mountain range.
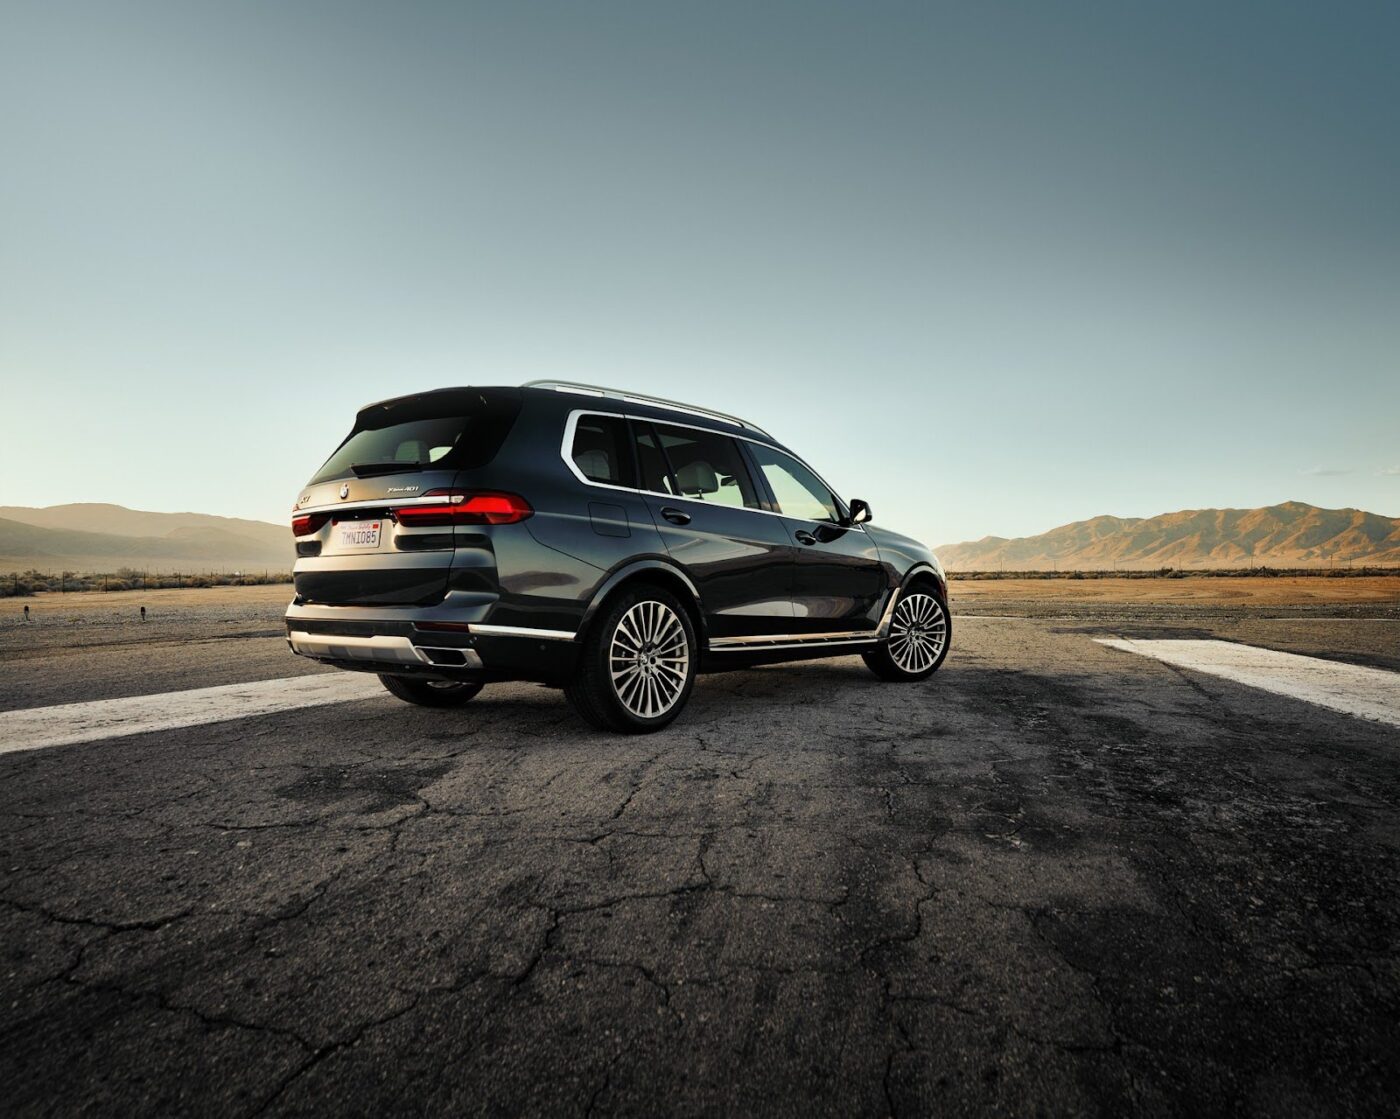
[938,502,1400,570]
[2,500,1397,575]
[0,504,290,573]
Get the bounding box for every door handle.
[794,530,817,545]
[660,507,691,525]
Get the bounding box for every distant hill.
[938,502,1400,571]
[0,503,287,549]
[0,504,291,573]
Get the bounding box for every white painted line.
[1096,639,1400,728]
[0,673,387,755]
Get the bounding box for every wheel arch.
[874,563,947,639]
[577,559,708,643]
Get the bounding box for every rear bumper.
[284,599,579,684]
[287,631,485,670]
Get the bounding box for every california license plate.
[336,521,382,550]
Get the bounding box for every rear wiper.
[349,461,425,478]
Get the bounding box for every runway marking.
[0,673,387,755]
[1096,639,1400,728]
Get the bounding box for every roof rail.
[522,380,771,437]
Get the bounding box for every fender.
[577,557,708,641]
[899,562,946,599]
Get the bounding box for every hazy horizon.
[2,2,1397,544]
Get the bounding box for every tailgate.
[292,470,462,605]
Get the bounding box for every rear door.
[292,390,521,606]
[743,441,887,633]
[632,420,794,639]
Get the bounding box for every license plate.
[336,521,382,550]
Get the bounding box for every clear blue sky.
[2,1,1396,545]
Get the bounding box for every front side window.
[570,414,635,487]
[650,423,761,510]
[748,443,841,523]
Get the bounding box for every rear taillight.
[292,512,330,537]
[392,490,533,527]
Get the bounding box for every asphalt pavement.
[2,597,1398,1116]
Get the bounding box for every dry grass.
[10,582,294,618]
[948,575,1400,607]
[10,574,1397,625]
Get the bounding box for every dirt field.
[5,582,293,619]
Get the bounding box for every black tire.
[378,674,484,707]
[863,587,950,682]
[565,584,698,733]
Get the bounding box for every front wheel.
[863,590,950,681]
[565,586,697,733]
[378,674,484,707]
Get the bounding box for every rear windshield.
[310,389,522,484]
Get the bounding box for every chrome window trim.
[560,409,865,532]
[527,379,771,435]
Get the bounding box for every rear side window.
[570,414,635,487]
[649,423,761,510]
[310,390,521,484]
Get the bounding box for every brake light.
[292,512,330,537]
[393,490,533,527]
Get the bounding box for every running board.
[707,632,880,653]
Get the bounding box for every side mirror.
[848,498,872,525]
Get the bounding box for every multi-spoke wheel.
[566,585,698,732]
[608,600,691,719]
[863,589,950,682]
[378,674,484,707]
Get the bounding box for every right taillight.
[393,489,533,527]
[292,512,330,537]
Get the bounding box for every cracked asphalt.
[2,593,1399,1116]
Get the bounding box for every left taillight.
[392,489,533,527]
[292,512,330,537]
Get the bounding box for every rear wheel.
[863,589,950,681]
[378,674,484,707]
[566,586,697,733]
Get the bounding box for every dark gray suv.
[286,381,950,732]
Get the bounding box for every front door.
[632,419,794,639]
[743,441,888,633]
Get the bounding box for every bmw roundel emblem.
[339,484,350,499]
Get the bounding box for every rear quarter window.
[569,414,636,487]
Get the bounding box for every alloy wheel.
[888,593,947,674]
[609,600,690,719]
